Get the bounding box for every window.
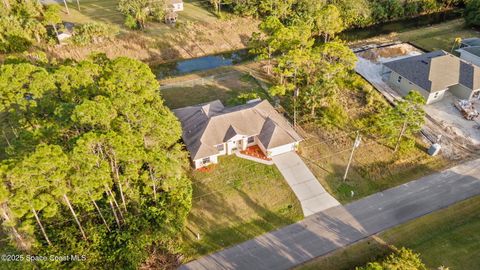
[216,144,224,152]
[397,76,402,83]
[201,157,210,165]
[247,136,255,144]
[433,92,440,98]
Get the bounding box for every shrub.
[72,22,119,45]
[465,0,480,27]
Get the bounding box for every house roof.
[461,38,480,47]
[458,46,480,58]
[173,100,302,160]
[383,50,480,93]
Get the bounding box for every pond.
[153,49,254,79]
[153,9,463,79]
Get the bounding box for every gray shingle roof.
[384,50,480,93]
[461,38,480,47]
[173,100,302,160]
[458,46,480,58]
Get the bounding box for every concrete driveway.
[272,152,340,216]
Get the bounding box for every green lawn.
[181,155,303,261]
[297,195,480,270]
[398,19,480,52]
[160,70,268,109]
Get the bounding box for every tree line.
[0,54,192,268]
[210,0,465,28]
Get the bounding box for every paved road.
[180,159,480,270]
[272,152,340,216]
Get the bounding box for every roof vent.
[421,60,429,64]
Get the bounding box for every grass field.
[160,65,270,109]
[297,195,480,270]
[398,19,480,52]
[48,0,259,64]
[299,125,449,204]
[181,155,303,261]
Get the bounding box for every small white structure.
[173,100,302,169]
[169,0,184,12]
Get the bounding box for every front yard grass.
[398,19,480,52]
[181,155,303,261]
[297,195,480,270]
[299,126,450,204]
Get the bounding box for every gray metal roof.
[383,50,480,93]
[173,100,302,160]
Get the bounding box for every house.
[457,46,480,67]
[382,50,480,104]
[173,99,302,169]
[168,0,184,12]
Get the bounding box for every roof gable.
[173,99,302,160]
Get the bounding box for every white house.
[173,99,302,169]
[169,0,184,12]
[382,50,480,105]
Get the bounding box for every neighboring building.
[169,0,184,12]
[173,99,302,169]
[382,50,480,104]
[459,37,480,48]
[457,46,480,67]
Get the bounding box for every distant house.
[382,50,480,104]
[173,99,302,169]
[169,0,183,12]
[457,46,480,68]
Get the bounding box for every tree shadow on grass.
[183,178,299,259]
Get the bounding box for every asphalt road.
[180,159,480,270]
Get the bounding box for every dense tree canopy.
[0,0,47,52]
[0,55,192,268]
[465,0,480,26]
[214,0,462,28]
[118,0,166,29]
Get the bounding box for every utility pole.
[293,88,298,127]
[343,131,361,181]
[394,120,407,153]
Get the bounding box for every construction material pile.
[454,99,479,120]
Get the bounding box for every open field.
[350,19,480,53]
[160,64,271,109]
[297,195,480,270]
[47,0,259,64]
[299,124,449,204]
[181,155,303,261]
[398,19,480,52]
